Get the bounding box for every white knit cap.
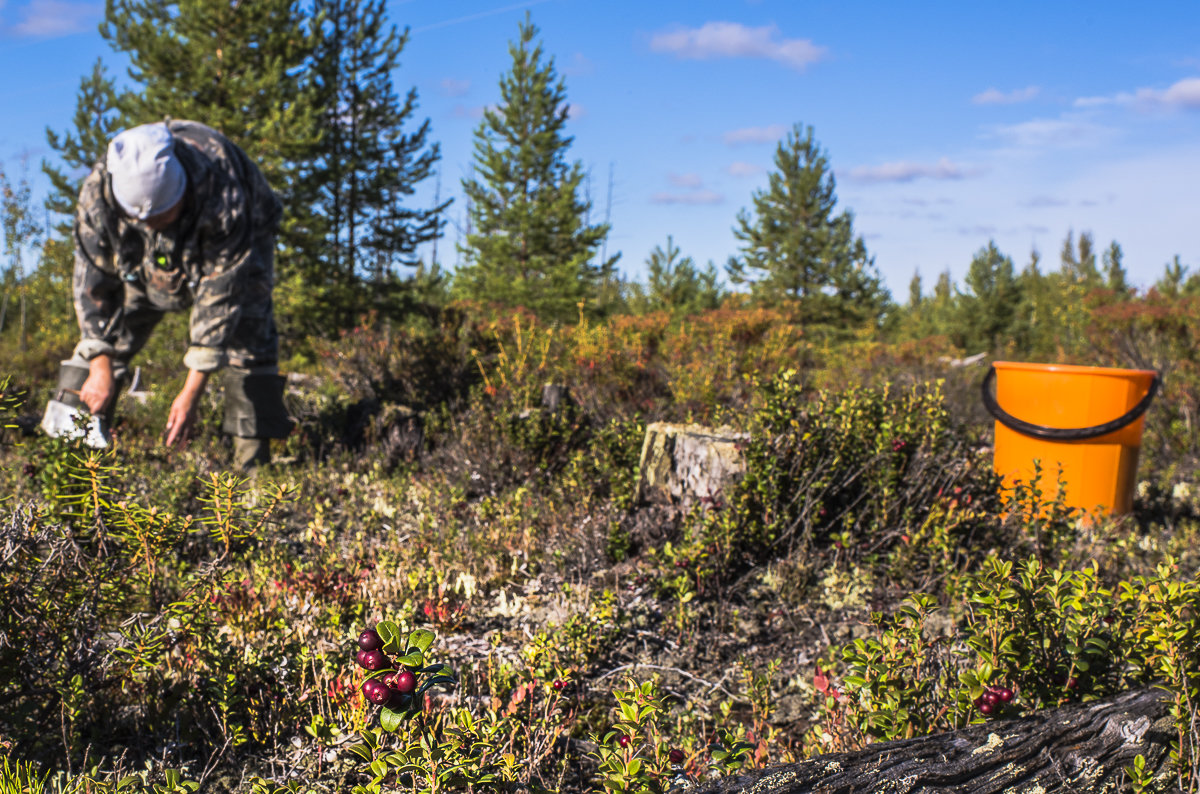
[106,123,186,220]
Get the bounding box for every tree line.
[1,1,1195,361]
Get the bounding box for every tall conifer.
[301,0,448,328]
[455,15,613,324]
[727,123,889,328]
[97,0,323,294]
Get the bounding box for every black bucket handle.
[981,365,1161,441]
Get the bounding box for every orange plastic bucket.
[982,362,1160,517]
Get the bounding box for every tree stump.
[636,423,748,511]
[680,687,1177,793]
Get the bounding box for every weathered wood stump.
[636,423,748,511]
[680,687,1176,793]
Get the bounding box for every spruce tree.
[300,0,448,328]
[454,15,613,324]
[727,123,889,328]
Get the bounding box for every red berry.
[617,735,630,748]
[359,650,389,671]
[997,687,1014,703]
[552,679,566,691]
[668,748,685,765]
[979,701,994,716]
[394,670,417,694]
[982,691,999,706]
[355,649,372,668]
[359,629,383,651]
[362,679,391,705]
[1066,677,1079,690]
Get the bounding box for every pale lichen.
[971,732,1005,755]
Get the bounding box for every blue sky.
[2,0,1199,299]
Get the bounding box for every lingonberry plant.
[352,622,456,733]
[809,552,1200,779]
[589,678,679,794]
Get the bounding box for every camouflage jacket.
[73,120,282,373]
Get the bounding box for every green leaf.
[409,628,436,653]
[349,744,373,762]
[377,621,402,654]
[380,705,404,733]
[396,650,425,668]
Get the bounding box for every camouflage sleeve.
[71,168,123,361]
[183,195,275,373]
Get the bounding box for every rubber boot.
[233,436,271,474]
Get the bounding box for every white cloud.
[847,157,981,183]
[726,161,764,177]
[1073,77,1200,112]
[439,78,470,98]
[650,190,724,205]
[667,172,703,188]
[11,0,99,36]
[986,117,1110,149]
[722,124,786,146]
[1140,76,1200,110]
[972,86,1040,105]
[649,22,826,71]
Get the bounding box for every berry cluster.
[973,684,1014,716]
[356,627,419,708]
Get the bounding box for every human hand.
[80,355,116,414]
[164,370,209,448]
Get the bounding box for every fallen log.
[681,687,1178,793]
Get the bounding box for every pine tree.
[907,271,922,310]
[98,0,324,278]
[957,241,1021,352]
[1060,229,1101,285]
[43,60,126,220]
[454,14,614,324]
[629,236,722,315]
[727,123,889,328]
[298,0,448,329]
[1103,241,1129,295]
